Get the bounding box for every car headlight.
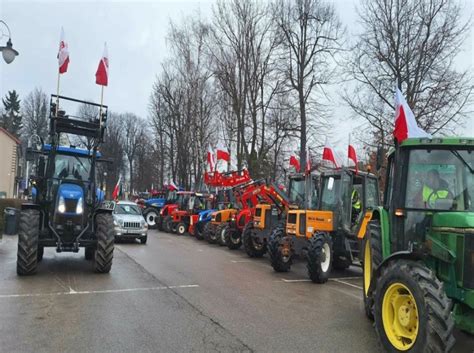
[58,196,66,213]
[113,219,119,226]
[76,197,84,214]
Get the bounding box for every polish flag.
[216,143,230,162]
[169,181,179,191]
[95,43,109,86]
[348,144,358,174]
[289,155,300,172]
[207,145,216,171]
[394,88,431,143]
[305,148,311,174]
[112,176,121,200]
[322,138,339,168]
[58,27,70,74]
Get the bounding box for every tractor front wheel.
[195,222,205,240]
[17,209,40,276]
[307,232,333,283]
[176,222,187,236]
[374,260,455,353]
[143,207,159,229]
[268,228,291,272]
[94,213,115,273]
[362,220,383,320]
[216,223,228,246]
[225,225,242,250]
[242,222,266,257]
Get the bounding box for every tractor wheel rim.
[252,237,263,250]
[179,225,185,234]
[146,212,157,226]
[382,282,419,351]
[321,243,331,272]
[364,240,371,296]
[231,232,240,245]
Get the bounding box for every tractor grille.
[255,208,262,217]
[65,199,77,213]
[287,213,297,224]
[124,222,141,229]
[464,233,474,289]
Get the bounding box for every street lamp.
[0,20,19,64]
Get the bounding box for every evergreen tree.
[1,90,22,137]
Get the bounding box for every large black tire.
[176,222,187,236]
[94,213,115,273]
[374,260,455,353]
[332,256,351,270]
[216,223,228,246]
[362,220,383,320]
[195,222,205,240]
[156,216,164,231]
[163,215,173,233]
[205,223,217,244]
[143,207,159,229]
[225,225,242,250]
[268,227,292,272]
[242,221,266,257]
[17,209,40,276]
[307,232,333,283]
[85,246,95,260]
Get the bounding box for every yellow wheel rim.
[363,239,371,296]
[382,282,419,351]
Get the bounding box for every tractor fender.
[21,202,41,211]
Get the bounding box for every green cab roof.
[400,137,474,147]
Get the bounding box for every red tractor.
[171,192,214,236]
[161,191,195,233]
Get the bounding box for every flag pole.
[55,71,60,116]
[99,85,104,127]
[347,133,351,167]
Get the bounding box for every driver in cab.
[414,169,451,208]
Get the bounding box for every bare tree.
[273,0,344,168]
[22,87,48,142]
[344,0,473,146]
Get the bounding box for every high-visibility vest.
[352,189,361,211]
[422,185,449,204]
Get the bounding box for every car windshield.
[405,148,474,211]
[53,153,91,181]
[115,204,142,215]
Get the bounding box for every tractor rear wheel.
[85,246,95,260]
[374,260,455,353]
[242,222,266,257]
[216,223,227,246]
[176,222,187,235]
[195,222,205,240]
[268,228,292,272]
[205,223,217,244]
[307,232,333,283]
[17,209,40,276]
[362,220,383,320]
[163,216,173,233]
[143,207,159,229]
[94,213,115,273]
[225,225,242,250]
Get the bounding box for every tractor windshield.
[404,148,474,211]
[288,177,305,206]
[53,154,91,181]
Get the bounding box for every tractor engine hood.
[145,198,165,208]
[56,183,84,215]
[432,212,474,231]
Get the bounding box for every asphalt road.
[0,230,473,353]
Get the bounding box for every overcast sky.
[1,0,473,152]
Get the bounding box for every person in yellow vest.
[351,188,362,225]
[417,169,451,208]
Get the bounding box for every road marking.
[0,284,199,299]
[330,278,363,290]
[281,278,311,283]
[230,260,253,263]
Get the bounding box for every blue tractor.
[17,95,115,275]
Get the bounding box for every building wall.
[0,131,18,198]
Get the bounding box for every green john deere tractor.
[360,137,474,352]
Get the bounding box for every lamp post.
[0,20,19,64]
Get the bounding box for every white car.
[113,201,148,244]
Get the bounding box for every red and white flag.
[394,88,431,143]
[289,155,300,172]
[216,143,230,162]
[112,175,121,200]
[95,43,109,86]
[169,181,178,191]
[207,145,216,171]
[58,27,70,74]
[348,144,358,174]
[322,138,339,168]
[305,148,311,174]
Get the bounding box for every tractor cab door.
[339,170,353,232]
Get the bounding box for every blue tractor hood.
[198,209,215,222]
[145,198,166,208]
[59,183,83,200]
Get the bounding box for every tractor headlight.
[76,197,84,214]
[58,196,66,213]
